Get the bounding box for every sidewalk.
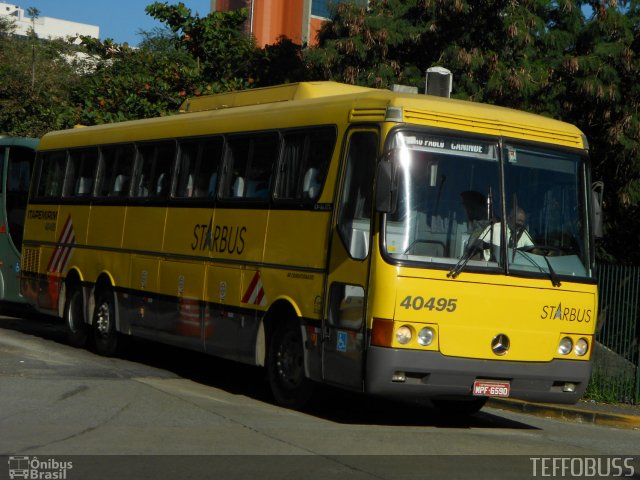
[487,397,640,430]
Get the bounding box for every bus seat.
[112,174,129,196]
[232,177,245,197]
[207,174,218,196]
[349,228,369,258]
[76,177,92,196]
[185,174,194,197]
[302,168,320,199]
[136,175,149,197]
[156,172,168,196]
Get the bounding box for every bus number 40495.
[399,296,458,312]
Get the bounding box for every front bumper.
[366,346,592,404]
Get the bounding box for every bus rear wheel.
[93,288,119,356]
[267,319,313,409]
[63,285,88,348]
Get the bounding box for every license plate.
[473,380,511,397]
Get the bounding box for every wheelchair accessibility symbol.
[336,331,347,352]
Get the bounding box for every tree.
[145,2,256,90]
[74,34,201,124]
[554,1,640,263]
[0,32,79,136]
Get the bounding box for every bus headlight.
[558,337,573,355]
[417,327,434,346]
[575,338,589,356]
[396,325,412,345]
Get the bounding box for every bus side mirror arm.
[592,181,604,239]
[375,161,396,213]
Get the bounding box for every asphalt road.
[0,310,638,480]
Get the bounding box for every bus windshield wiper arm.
[515,247,562,288]
[448,239,485,279]
[542,255,562,287]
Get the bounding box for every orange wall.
[252,0,304,45]
[214,0,327,47]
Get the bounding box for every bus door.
[322,129,378,390]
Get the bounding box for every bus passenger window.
[67,148,99,197]
[277,127,336,202]
[36,151,67,199]
[135,141,175,199]
[6,146,35,251]
[96,144,136,198]
[176,137,223,199]
[222,133,278,200]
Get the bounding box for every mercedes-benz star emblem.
[491,334,510,356]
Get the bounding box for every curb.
[486,398,640,430]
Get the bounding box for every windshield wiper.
[542,255,562,287]
[447,239,486,279]
[514,247,562,287]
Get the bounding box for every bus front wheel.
[63,285,88,348]
[267,319,314,409]
[93,288,119,356]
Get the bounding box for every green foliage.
[145,2,256,86]
[0,36,79,136]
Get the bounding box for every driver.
[478,207,533,260]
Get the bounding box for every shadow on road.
[0,309,538,431]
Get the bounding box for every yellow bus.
[20,81,599,413]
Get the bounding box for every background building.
[211,0,366,47]
[0,2,98,43]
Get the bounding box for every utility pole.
[27,7,40,89]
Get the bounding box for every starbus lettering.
[191,218,246,255]
[540,303,592,323]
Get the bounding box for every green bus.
[0,136,37,306]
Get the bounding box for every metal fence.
[588,264,640,404]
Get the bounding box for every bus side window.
[222,133,278,200]
[36,151,68,199]
[67,148,99,198]
[175,137,223,199]
[276,127,336,202]
[337,131,378,260]
[96,144,136,198]
[6,146,35,251]
[135,141,175,199]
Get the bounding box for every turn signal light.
[371,318,394,346]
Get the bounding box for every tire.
[267,319,314,409]
[93,288,119,356]
[432,397,487,416]
[63,285,88,348]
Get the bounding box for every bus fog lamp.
[392,371,406,382]
[563,382,577,393]
[417,327,434,346]
[558,337,573,355]
[575,338,589,356]
[396,326,412,345]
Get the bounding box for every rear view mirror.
[591,181,604,239]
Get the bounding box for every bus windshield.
[383,130,591,279]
